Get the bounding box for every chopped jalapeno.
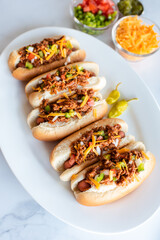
[69,109,75,117]
[66,74,72,78]
[45,105,51,113]
[38,50,44,58]
[78,66,84,71]
[40,83,44,90]
[97,130,105,136]
[25,61,33,69]
[65,112,71,118]
[104,154,111,160]
[66,40,72,49]
[113,177,117,181]
[104,135,108,140]
[96,173,104,182]
[118,0,144,16]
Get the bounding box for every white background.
[0,0,160,239]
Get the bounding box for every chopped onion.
[103,151,108,154]
[96,146,101,155]
[31,59,35,63]
[114,138,119,147]
[28,46,34,52]
[129,160,133,164]
[39,79,43,84]
[77,100,83,103]
[101,169,109,175]
[52,116,58,122]
[55,76,60,81]
[80,141,84,146]
[135,158,142,167]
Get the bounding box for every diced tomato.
[81,0,114,17]
[28,53,35,61]
[61,74,65,80]
[99,3,109,12]
[46,73,51,79]
[87,99,95,106]
[110,169,116,176]
[83,6,90,12]
[89,0,97,13]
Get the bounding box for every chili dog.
[8,35,86,81]
[71,141,155,206]
[27,89,108,141]
[50,118,135,181]
[25,62,106,108]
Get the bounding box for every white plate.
[0,27,160,235]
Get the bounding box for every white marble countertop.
[0,0,160,239]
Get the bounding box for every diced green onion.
[39,51,44,58]
[25,61,33,69]
[138,162,144,172]
[96,173,104,182]
[45,105,51,113]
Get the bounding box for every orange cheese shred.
[89,177,100,189]
[117,148,130,153]
[141,151,150,160]
[71,174,78,180]
[116,16,160,55]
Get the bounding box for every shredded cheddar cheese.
[71,174,78,180]
[89,177,100,189]
[116,16,160,55]
[57,99,66,103]
[117,148,130,153]
[122,176,128,184]
[84,145,93,159]
[123,159,129,174]
[76,112,82,119]
[93,109,97,118]
[80,95,89,107]
[141,151,149,160]
[92,135,96,147]
[109,170,113,181]
[134,173,140,182]
[63,93,69,99]
[39,112,65,118]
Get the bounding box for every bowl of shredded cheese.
[112,15,160,61]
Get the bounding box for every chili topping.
[32,65,95,94]
[17,36,75,69]
[63,124,126,169]
[36,89,99,126]
[77,149,147,192]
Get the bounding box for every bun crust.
[8,36,86,81]
[71,142,156,206]
[27,100,108,141]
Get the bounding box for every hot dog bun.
[27,96,108,141]
[8,36,86,81]
[71,142,155,206]
[50,118,135,181]
[25,62,106,108]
